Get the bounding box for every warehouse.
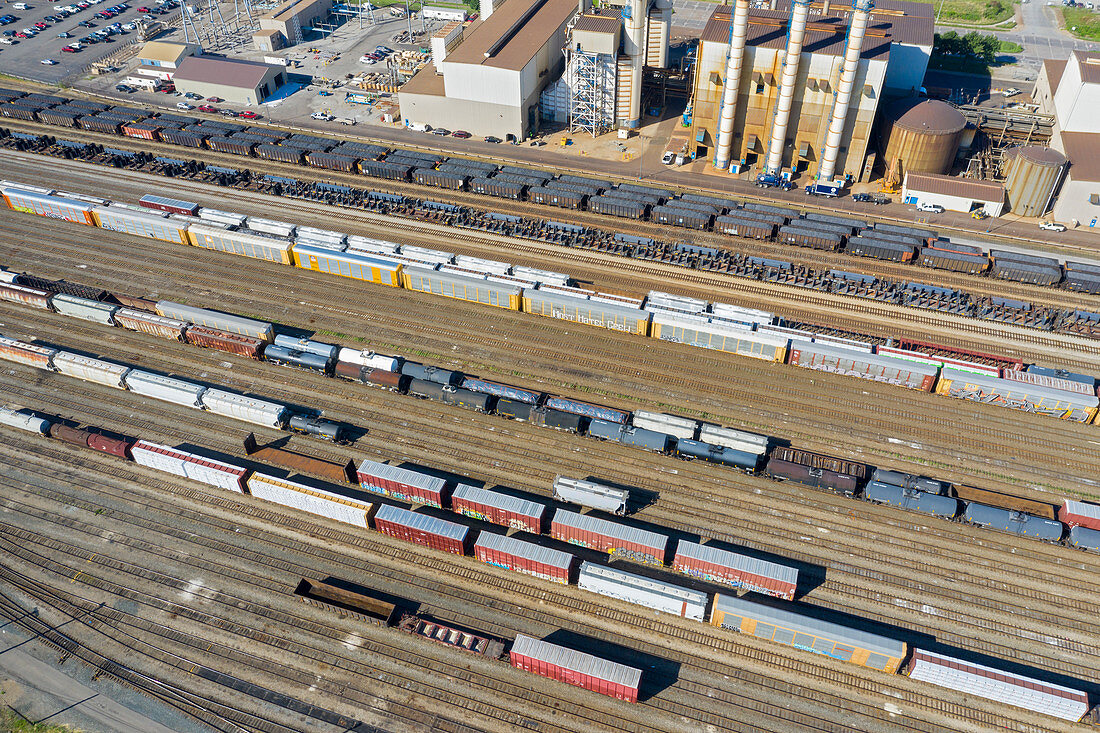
[901,173,1005,217]
[253,0,333,50]
[170,56,288,106]
[398,0,578,141]
[135,41,201,81]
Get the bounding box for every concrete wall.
[1051,175,1100,227]
[400,90,526,139]
[901,185,1005,216]
[258,0,332,42]
[690,39,885,180]
[883,42,929,96]
[1033,62,1057,116]
[442,63,523,106]
[1051,58,1100,134]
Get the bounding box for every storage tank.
[1001,145,1066,218]
[880,98,966,181]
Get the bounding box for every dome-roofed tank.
[881,98,967,182]
[1001,145,1066,218]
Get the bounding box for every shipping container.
[674,540,798,599]
[184,325,266,358]
[1060,499,1100,531]
[861,482,959,518]
[631,410,697,440]
[936,367,1098,423]
[114,308,187,340]
[199,388,287,428]
[711,594,907,673]
[552,476,628,515]
[92,205,190,244]
[0,406,50,434]
[651,310,787,362]
[907,649,1088,722]
[51,351,130,387]
[2,188,95,225]
[475,531,572,583]
[510,634,640,703]
[0,283,52,309]
[247,472,374,528]
[453,484,546,533]
[157,302,274,341]
[373,503,469,554]
[123,370,207,407]
[788,340,938,391]
[48,293,119,325]
[0,336,56,370]
[577,561,707,620]
[402,265,522,310]
[551,509,666,564]
[357,458,448,508]
[292,244,403,287]
[132,440,247,492]
[961,503,1064,540]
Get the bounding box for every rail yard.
[2,134,1100,733]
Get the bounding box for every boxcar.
[2,188,96,225]
[158,302,274,341]
[1060,499,1100,531]
[114,308,188,340]
[510,634,641,703]
[787,339,938,391]
[474,531,572,584]
[577,562,707,621]
[452,484,546,533]
[674,540,798,600]
[184,326,266,358]
[132,440,246,492]
[710,593,907,673]
[357,458,447,507]
[139,194,200,216]
[551,509,666,565]
[373,504,469,554]
[247,472,374,528]
[93,205,190,244]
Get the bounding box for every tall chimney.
[764,0,812,174]
[622,0,647,128]
[816,0,874,183]
[713,0,751,170]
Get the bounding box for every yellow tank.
[880,98,966,184]
[1001,145,1067,218]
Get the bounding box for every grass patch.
[934,0,1015,24]
[999,39,1023,52]
[0,709,82,733]
[1063,7,1100,40]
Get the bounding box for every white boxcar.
[632,410,698,441]
[512,266,570,287]
[246,216,296,238]
[400,245,454,264]
[49,294,119,325]
[200,388,287,428]
[698,424,770,455]
[247,472,373,528]
[553,476,628,515]
[113,309,188,340]
[197,208,247,227]
[155,302,274,341]
[651,310,788,362]
[577,561,707,621]
[92,205,190,244]
[336,348,400,372]
[0,406,50,434]
[907,649,1089,722]
[124,370,207,407]
[131,440,248,493]
[52,351,131,388]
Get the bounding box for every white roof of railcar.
[1064,499,1100,520]
[452,484,544,518]
[475,531,572,569]
[358,459,446,492]
[552,509,666,550]
[578,561,706,604]
[675,541,798,584]
[511,634,641,688]
[374,503,468,540]
[941,367,1099,408]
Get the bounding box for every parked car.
[430,127,451,135]
[219,109,238,117]
[184,91,202,99]
[40,58,57,64]
[176,101,193,109]
[916,202,945,213]
[115,83,134,92]
[61,44,77,50]
[0,37,15,43]
[852,192,890,204]
[484,135,502,143]
[310,111,333,120]
[1039,220,1066,232]
[452,130,471,138]
[197,104,217,112]
[237,110,260,119]
[661,151,675,165]
[205,96,222,102]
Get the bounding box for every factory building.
[135,41,201,81]
[170,56,288,106]
[399,0,580,141]
[688,0,932,181]
[901,172,1005,216]
[252,0,333,52]
[1034,51,1100,226]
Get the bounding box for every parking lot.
[0,0,175,82]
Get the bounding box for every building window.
[755,82,765,94]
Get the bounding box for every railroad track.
[2,344,1098,692]
[0,432,1069,733]
[3,150,1100,375]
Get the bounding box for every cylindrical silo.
[880,98,966,182]
[1001,145,1067,218]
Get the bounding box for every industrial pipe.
[816,0,874,183]
[713,0,751,170]
[764,0,813,174]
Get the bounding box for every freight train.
[2,183,1098,426]
[1,97,1099,306]
[0,403,1091,722]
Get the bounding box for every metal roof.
[444,0,578,71]
[358,459,447,492]
[941,367,1099,408]
[138,41,199,65]
[511,634,641,688]
[1044,58,1068,95]
[1064,499,1100,521]
[573,13,620,33]
[552,509,667,550]
[172,56,281,90]
[904,173,1005,202]
[675,540,798,585]
[887,98,966,133]
[578,562,707,606]
[1057,131,1100,182]
[713,593,906,659]
[475,531,573,569]
[908,649,1089,722]
[1003,145,1066,167]
[790,338,940,376]
[374,504,468,541]
[453,484,544,518]
[699,6,900,59]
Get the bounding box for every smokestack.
[822,0,831,14]
[764,0,812,174]
[713,0,750,170]
[816,0,874,183]
[622,0,647,127]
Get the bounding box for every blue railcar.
[675,439,758,470]
[546,396,629,424]
[264,345,331,373]
[587,418,623,441]
[401,361,463,385]
[461,377,542,405]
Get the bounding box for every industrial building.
[170,56,288,106]
[1034,50,1100,226]
[901,172,1004,216]
[399,0,583,141]
[687,0,933,182]
[135,41,201,81]
[252,0,333,52]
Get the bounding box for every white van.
[13,3,31,10]
[407,121,429,132]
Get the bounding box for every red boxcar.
[184,325,266,359]
[357,459,447,508]
[373,504,468,555]
[549,509,667,566]
[474,532,572,584]
[510,634,640,703]
[138,194,200,217]
[672,540,798,600]
[1060,500,1100,532]
[452,484,545,533]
